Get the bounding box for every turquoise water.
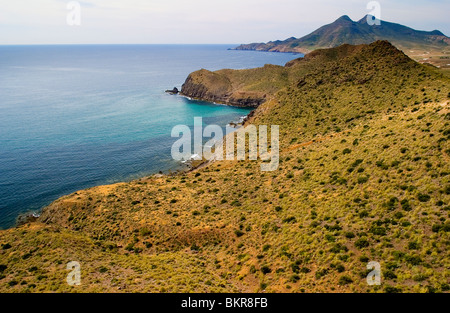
[0,45,300,229]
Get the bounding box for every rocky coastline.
[179,69,266,108]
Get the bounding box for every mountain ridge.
[233,15,450,56]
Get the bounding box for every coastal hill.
[233,15,450,68]
[0,41,449,293]
[181,42,381,107]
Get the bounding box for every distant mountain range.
[233,15,450,54]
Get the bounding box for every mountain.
[0,41,449,293]
[233,15,450,55]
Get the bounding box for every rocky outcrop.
[180,69,266,108]
[165,87,179,94]
[181,69,231,103]
[233,39,310,54]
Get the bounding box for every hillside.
[234,15,450,68]
[0,41,449,293]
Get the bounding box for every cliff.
[180,69,267,107]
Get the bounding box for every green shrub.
[370,226,387,236]
[432,224,441,232]
[291,262,301,273]
[408,241,420,250]
[344,232,355,238]
[338,275,353,285]
[417,193,431,202]
[139,228,151,236]
[441,283,450,291]
[330,243,348,253]
[325,234,336,242]
[300,267,311,273]
[290,275,300,282]
[384,270,397,280]
[359,256,369,263]
[384,286,402,293]
[343,148,352,155]
[405,254,422,265]
[355,238,369,248]
[432,223,450,232]
[315,268,328,279]
[401,199,412,211]
[357,176,370,184]
[444,186,450,195]
[99,266,109,273]
[283,216,297,223]
[359,210,369,218]
[230,200,241,207]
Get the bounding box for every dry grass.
[1,41,449,293]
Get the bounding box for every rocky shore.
[180,69,266,108]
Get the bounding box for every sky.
[0,0,448,44]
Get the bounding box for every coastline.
[179,92,261,109]
[12,101,254,230]
[0,44,298,231]
[228,47,305,55]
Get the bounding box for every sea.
[0,44,300,229]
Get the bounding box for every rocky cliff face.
[180,69,266,108]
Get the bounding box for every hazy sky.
[0,0,448,44]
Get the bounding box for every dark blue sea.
[0,45,300,229]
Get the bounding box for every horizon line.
[0,43,242,46]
